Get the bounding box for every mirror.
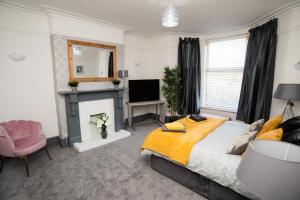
[68,40,117,82]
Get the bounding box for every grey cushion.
[246,119,264,132]
[227,120,263,155]
[227,131,258,155]
[189,115,207,122]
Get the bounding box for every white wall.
[48,12,126,45]
[0,6,59,138]
[145,35,178,79]
[271,5,300,117]
[124,34,148,80]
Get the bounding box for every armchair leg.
[44,146,52,160]
[23,156,30,177]
[0,156,5,174]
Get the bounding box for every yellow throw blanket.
[141,117,226,165]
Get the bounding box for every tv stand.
[127,100,165,129]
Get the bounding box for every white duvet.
[142,121,258,200]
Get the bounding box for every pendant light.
[162,0,179,27]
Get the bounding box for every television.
[129,79,160,102]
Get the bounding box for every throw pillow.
[189,115,207,122]
[227,131,258,155]
[256,128,283,141]
[164,122,185,131]
[246,119,264,132]
[256,115,283,137]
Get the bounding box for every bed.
[141,120,257,200]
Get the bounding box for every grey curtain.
[236,19,278,123]
[177,37,201,115]
[108,52,114,77]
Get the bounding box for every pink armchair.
[0,120,52,177]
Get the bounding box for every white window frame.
[202,35,248,113]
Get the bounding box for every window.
[203,37,248,112]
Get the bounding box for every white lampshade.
[162,0,179,27]
[236,140,300,200]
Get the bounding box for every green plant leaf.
[161,66,181,116]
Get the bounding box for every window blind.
[203,37,247,111]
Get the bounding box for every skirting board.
[151,155,250,200]
[47,136,68,147]
[125,113,160,125]
[73,130,131,152]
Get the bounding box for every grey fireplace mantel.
[59,88,124,146]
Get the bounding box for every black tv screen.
[129,79,160,102]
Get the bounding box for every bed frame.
[151,155,250,200]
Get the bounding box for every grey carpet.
[0,121,206,200]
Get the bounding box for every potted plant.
[112,79,121,88]
[90,113,109,139]
[68,80,79,92]
[162,66,182,122]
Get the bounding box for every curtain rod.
[205,32,249,42]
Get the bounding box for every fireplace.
[79,98,115,141]
[59,88,130,151]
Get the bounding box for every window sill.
[200,106,237,114]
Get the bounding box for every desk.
[127,100,165,128]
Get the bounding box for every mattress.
[142,121,257,200]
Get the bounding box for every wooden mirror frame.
[67,40,117,82]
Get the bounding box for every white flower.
[96,119,104,128]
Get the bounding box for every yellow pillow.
[256,115,283,137]
[164,122,185,130]
[256,128,283,141]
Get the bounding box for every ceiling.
[7,0,297,36]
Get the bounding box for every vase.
[101,125,108,139]
[114,85,119,89]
